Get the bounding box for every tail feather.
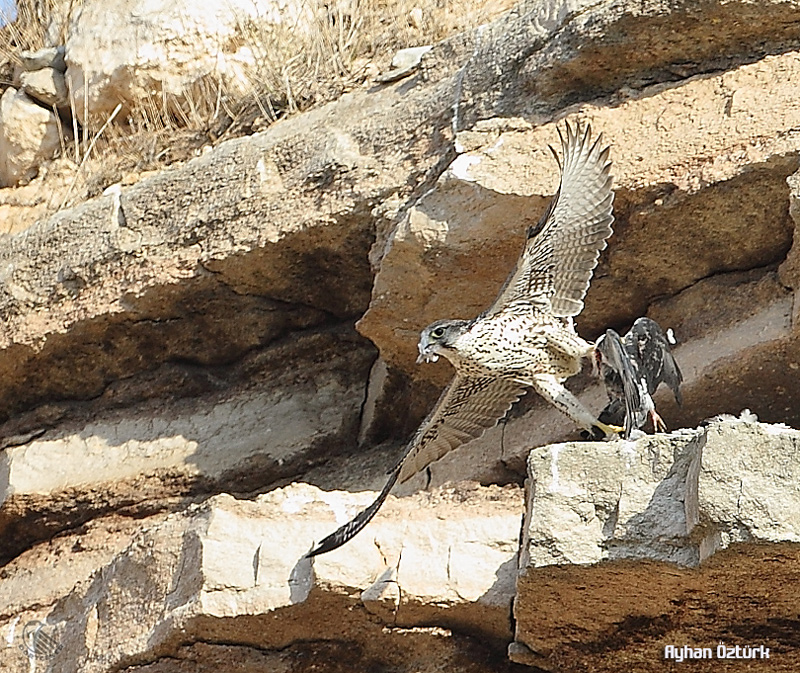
[306,468,400,557]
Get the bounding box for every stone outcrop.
[0,87,63,187]
[63,0,312,121]
[0,327,374,565]
[513,416,800,670]
[1,483,523,672]
[3,0,800,671]
[0,47,69,188]
[3,419,800,672]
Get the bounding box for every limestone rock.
[0,88,63,187]
[0,328,375,565]
[4,1,800,671]
[0,513,169,657]
[4,422,800,672]
[0,116,390,422]
[5,483,522,672]
[513,416,800,670]
[377,45,433,82]
[357,46,800,477]
[778,166,800,294]
[63,0,313,121]
[18,45,67,72]
[360,49,800,376]
[0,157,77,235]
[19,67,69,108]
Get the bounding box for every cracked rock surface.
[4,0,800,671]
[513,416,800,671]
[6,484,523,672]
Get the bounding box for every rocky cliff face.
[3,0,800,671]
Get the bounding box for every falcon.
[595,317,683,439]
[308,121,616,556]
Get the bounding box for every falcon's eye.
[430,326,446,339]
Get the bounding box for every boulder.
[18,45,67,72]
[19,67,69,108]
[512,416,800,670]
[0,88,63,187]
[63,0,315,122]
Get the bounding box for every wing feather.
[487,121,614,317]
[599,328,649,439]
[397,375,526,482]
[307,375,525,556]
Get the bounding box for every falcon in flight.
[594,317,683,439]
[309,121,616,556]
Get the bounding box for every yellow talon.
[594,421,624,437]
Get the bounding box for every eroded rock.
[8,483,522,672]
[357,48,800,480]
[0,88,63,187]
[513,416,800,670]
[361,49,800,379]
[18,46,66,73]
[2,1,800,671]
[0,328,374,565]
[19,68,69,108]
[63,0,315,121]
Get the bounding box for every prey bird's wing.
[307,375,525,557]
[599,328,648,439]
[486,121,614,318]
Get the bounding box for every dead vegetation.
[0,0,515,230]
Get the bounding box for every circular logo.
[17,620,64,661]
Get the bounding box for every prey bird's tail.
[306,467,400,557]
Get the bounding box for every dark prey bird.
[308,122,617,557]
[594,317,683,439]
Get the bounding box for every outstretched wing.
[487,121,614,318]
[307,375,525,557]
[395,375,526,482]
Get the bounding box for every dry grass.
[0,0,516,217]
[227,0,514,133]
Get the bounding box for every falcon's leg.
[543,328,595,361]
[526,373,623,438]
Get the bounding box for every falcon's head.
[416,319,470,364]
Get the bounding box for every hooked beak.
[417,341,439,364]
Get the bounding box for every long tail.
[306,467,400,557]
